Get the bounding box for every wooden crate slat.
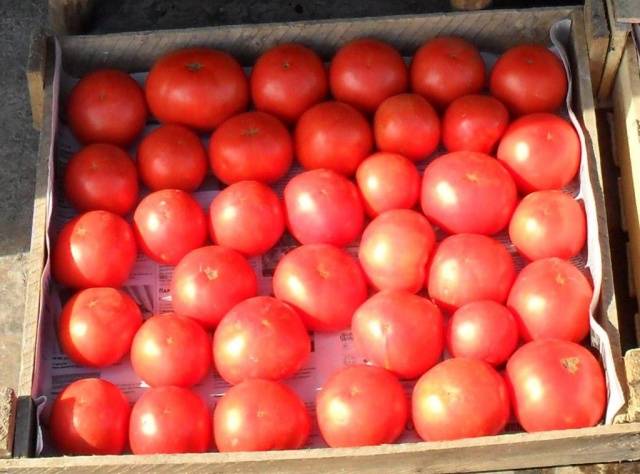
[611,0,640,23]
[598,0,630,100]
[0,387,16,458]
[584,0,610,94]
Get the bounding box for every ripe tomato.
[509,190,586,261]
[352,290,444,379]
[137,124,207,192]
[428,234,516,312]
[410,37,485,108]
[420,151,517,235]
[446,300,518,366]
[251,43,328,123]
[284,169,364,246]
[507,258,592,343]
[58,288,143,368]
[272,244,367,332]
[497,113,580,193]
[359,209,435,293]
[49,378,130,455]
[52,210,137,289]
[64,144,138,215]
[214,379,310,452]
[316,365,408,447]
[490,45,567,115]
[171,245,258,328]
[505,339,606,432]
[412,358,510,441]
[133,189,207,265]
[295,101,373,176]
[67,69,147,146]
[442,95,510,154]
[209,111,293,185]
[145,48,248,130]
[129,386,211,454]
[329,38,408,113]
[373,93,440,161]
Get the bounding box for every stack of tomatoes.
[49,36,606,456]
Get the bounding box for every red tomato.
[209,111,293,185]
[329,38,408,113]
[490,45,567,115]
[352,290,444,379]
[412,358,510,441]
[295,101,373,175]
[410,37,485,108]
[52,210,137,289]
[130,313,211,387]
[49,378,130,455]
[373,93,440,161]
[316,365,408,447]
[251,43,328,123]
[420,151,517,235]
[171,245,258,329]
[214,379,310,452]
[505,340,605,432]
[210,181,285,256]
[446,300,519,366]
[129,386,211,454]
[497,113,580,193]
[442,95,510,154]
[145,48,248,130]
[284,169,364,246]
[133,189,207,265]
[359,209,435,293]
[67,69,147,146]
[507,258,592,343]
[509,190,586,261]
[428,234,516,312]
[58,288,143,368]
[273,244,367,332]
[137,124,207,192]
[64,144,138,215]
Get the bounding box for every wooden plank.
[450,0,493,10]
[584,0,610,94]
[598,0,630,100]
[624,349,640,423]
[48,0,94,35]
[0,387,16,458]
[610,0,640,23]
[26,30,45,131]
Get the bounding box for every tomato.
[145,48,248,130]
[420,151,517,235]
[130,313,211,387]
[316,365,408,447]
[129,386,211,454]
[442,95,510,154]
[446,300,519,366]
[490,45,567,115]
[359,209,435,293]
[507,258,592,343]
[410,37,485,108]
[505,339,606,432]
[497,113,580,193]
[52,210,137,289]
[58,288,143,368]
[329,38,408,113]
[295,101,373,176]
[209,111,293,185]
[214,379,310,452]
[373,93,440,162]
[509,190,586,261]
[67,69,147,146]
[284,169,364,246]
[49,378,130,455]
[428,234,516,312]
[64,144,138,215]
[251,43,328,123]
[272,244,367,332]
[133,189,207,265]
[171,245,258,329]
[352,290,444,379]
[412,358,510,441]
[137,124,207,192]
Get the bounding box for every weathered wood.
[610,0,640,23]
[584,0,610,94]
[450,0,493,11]
[48,0,94,35]
[0,387,16,458]
[26,31,45,131]
[624,349,640,423]
[598,0,630,100]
